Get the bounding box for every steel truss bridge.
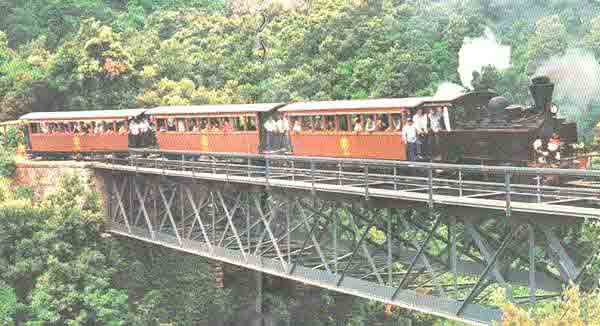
[91,149,600,325]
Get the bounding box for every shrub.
[0,150,16,177]
[14,186,33,202]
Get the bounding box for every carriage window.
[245,117,257,131]
[337,115,349,131]
[324,116,335,131]
[30,123,40,134]
[233,117,243,131]
[389,114,400,131]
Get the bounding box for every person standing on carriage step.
[139,118,150,148]
[402,117,418,161]
[129,118,140,148]
[413,109,429,160]
[278,115,291,153]
[264,116,277,152]
[429,107,444,159]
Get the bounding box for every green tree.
[526,15,569,68]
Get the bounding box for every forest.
[1,0,600,138]
[2,0,600,325]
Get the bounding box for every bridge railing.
[108,149,600,218]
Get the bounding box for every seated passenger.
[177,119,186,132]
[353,118,363,132]
[118,123,128,134]
[104,123,114,134]
[366,118,376,132]
[191,123,199,132]
[167,118,176,131]
[223,118,233,132]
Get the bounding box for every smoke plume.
[433,82,466,99]
[458,27,511,89]
[534,48,600,137]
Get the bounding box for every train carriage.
[20,109,146,157]
[144,103,285,154]
[279,98,430,160]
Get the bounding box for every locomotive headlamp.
[550,103,559,114]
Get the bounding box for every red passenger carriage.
[279,98,429,160]
[144,103,284,154]
[21,109,146,157]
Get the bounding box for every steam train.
[18,76,578,167]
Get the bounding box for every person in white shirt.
[412,109,429,159]
[292,120,302,133]
[366,117,376,132]
[353,118,363,132]
[402,118,418,161]
[264,116,277,151]
[428,108,445,159]
[129,119,140,148]
[278,115,291,152]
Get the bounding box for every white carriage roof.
[279,98,429,113]
[20,109,147,121]
[145,103,285,116]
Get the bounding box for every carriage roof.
[278,95,472,116]
[145,103,285,117]
[19,109,147,122]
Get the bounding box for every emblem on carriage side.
[73,135,81,152]
[340,137,350,156]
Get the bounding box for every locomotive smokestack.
[529,76,554,112]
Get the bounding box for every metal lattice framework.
[96,151,600,325]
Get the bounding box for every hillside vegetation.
[2,0,600,137]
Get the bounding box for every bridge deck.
[92,157,600,220]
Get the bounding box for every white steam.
[534,48,600,134]
[458,27,511,89]
[433,82,466,99]
[535,48,600,110]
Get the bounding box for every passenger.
[429,107,444,133]
[533,138,547,164]
[192,123,199,132]
[429,108,445,157]
[548,133,561,163]
[223,118,233,133]
[212,121,221,132]
[353,118,363,132]
[278,115,291,151]
[264,116,277,151]
[293,120,302,133]
[413,109,429,159]
[402,117,418,161]
[177,119,186,132]
[366,117,376,132]
[118,123,128,135]
[167,117,176,131]
[129,119,140,148]
[104,122,114,135]
[374,119,384,131]
[324,119,334,131]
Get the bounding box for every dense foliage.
[1,0,599,137]
[0,174,236,325]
